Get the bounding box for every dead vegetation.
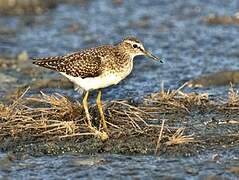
[218,85,239,115]
[165,127,195,146]
[0,85,238,155]
[227,86,239,106]
[144,83,211,114]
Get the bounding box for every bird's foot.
[95,130,109,141]
[88,126,109,141]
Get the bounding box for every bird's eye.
[133,44,138,48]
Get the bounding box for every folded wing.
[33,50,103,78]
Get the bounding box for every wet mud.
[0,87,238,157]
[188,70,239,87]
[204,14,239,25]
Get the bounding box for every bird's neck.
[110,46,133,71]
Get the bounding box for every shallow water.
[0,0,239,179]
[0,149,238,179]
[1,0,239,98]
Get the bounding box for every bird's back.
[33,45,114,79]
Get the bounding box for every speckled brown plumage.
[33,46,115,78]
[33,43,135,79]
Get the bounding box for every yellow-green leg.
[96,90,107,130]
[82,91,92,127]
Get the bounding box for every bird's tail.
[32,56,64,70]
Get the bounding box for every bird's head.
[117,37,163,63]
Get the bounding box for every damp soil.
[0,88,238,157]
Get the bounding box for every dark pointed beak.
[144,50,163,63]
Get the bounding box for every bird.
[32,37,163,138]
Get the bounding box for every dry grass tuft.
[0,90,87,141]
[144,83,210,114]
[228,86,239,106]
[218,85,239,113]
[155,119,165,155]
[107,100,152,132]
[165,127,195,146]
[27,92,81,120]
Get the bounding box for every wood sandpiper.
[33,37,162,139]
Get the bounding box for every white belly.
[61,60,133,91]
[61,72,127,91]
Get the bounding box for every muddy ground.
[0,81,238,158]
